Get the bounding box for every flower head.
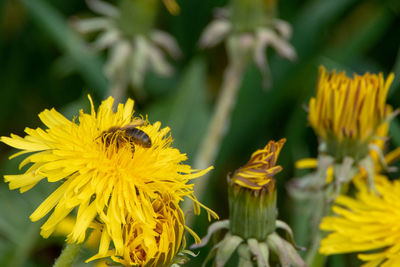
[292,68,398,197]
[1,95,217,260]
[231,138,286,190]
[320,175,400,266]
[308,66,395,161]
[88,194,188,266]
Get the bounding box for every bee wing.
[123,119,146,130]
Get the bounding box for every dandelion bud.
[228,139,285,240]
[195,139,305,267]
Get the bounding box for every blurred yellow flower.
[320,175,400,266]
[309,66,394,143]
[232,138,285,190]
[294,67,398,191]
[1,95,217,260]
[308,66,395,162]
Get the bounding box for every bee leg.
[102,134,111,147]
[115,136,120,150]
[131,144,135,156]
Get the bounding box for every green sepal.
[237,243,253,267]
[258,242,270,267]
[191,220,230,249]
[275,220,305,251]
[267,233,306,267]
[247,238,270,267]
[215,233,243,267]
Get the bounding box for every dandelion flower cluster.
[1,95,217,265]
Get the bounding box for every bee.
[99,121,152,154]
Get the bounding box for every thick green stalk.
[53,243,82,267]
[183,63,244,227]
[194,63,244,170]
[304,191,329,267]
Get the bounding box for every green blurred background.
[0,0,399,266]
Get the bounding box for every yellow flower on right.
[308,66,394,162]
[320,175,400,266]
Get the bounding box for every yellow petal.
[295,158,318,169]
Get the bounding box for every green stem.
[53,243,82,267]
[305,187,332,267]
[183,63,244,226]
[306,230,326,267]
[194,63,244,170]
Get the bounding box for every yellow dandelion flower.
[88,193,189,266]
[231,138,286,190]
[320,175,400,266]
[308,66,395,161]
[1,95,217,258]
